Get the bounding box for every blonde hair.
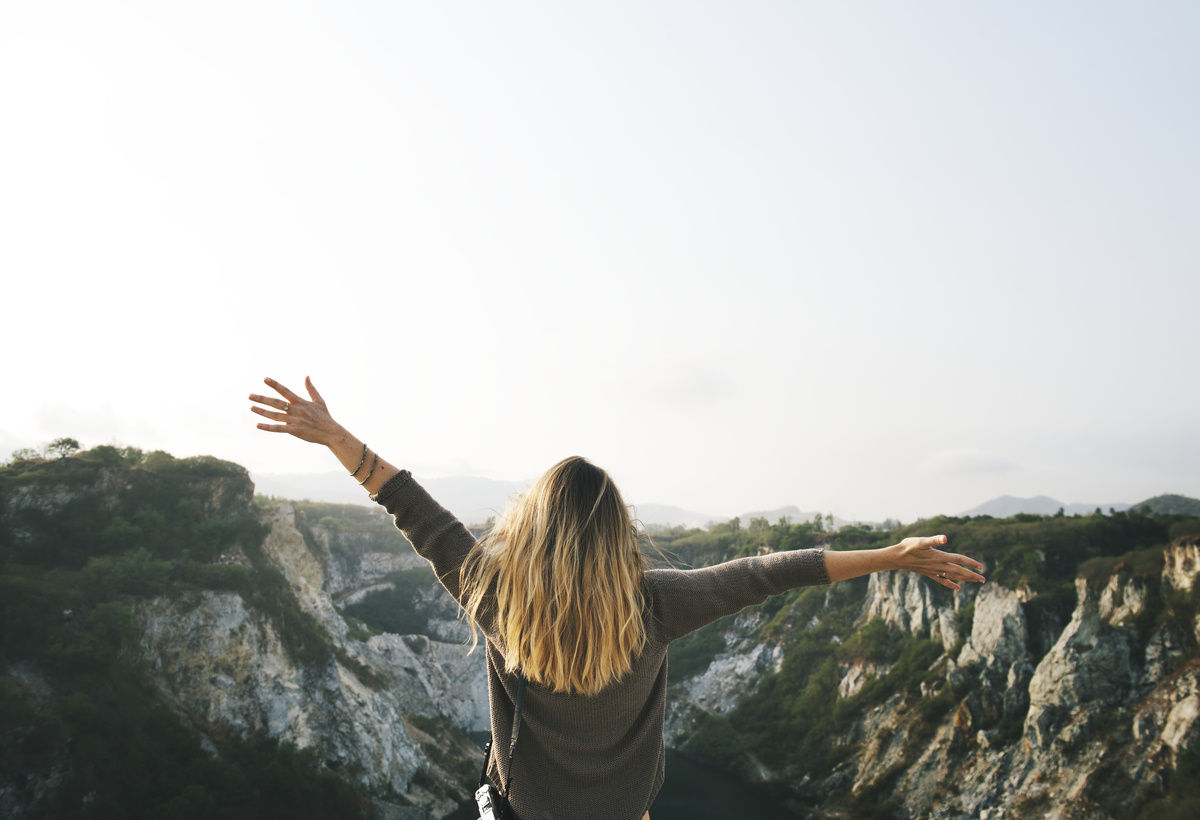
[459,456,648,696]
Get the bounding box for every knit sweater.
[373,470,830,820]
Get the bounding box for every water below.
[445,748,792,819]
[650,750,793,819]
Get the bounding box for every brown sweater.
[373,470,830,820]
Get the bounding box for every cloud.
[919,449,1018,476]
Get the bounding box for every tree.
[48,437,81,458]
[6,446,42,463]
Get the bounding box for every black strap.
[478,675,528,798]
[477,741,492,790]
[502,676,527,795]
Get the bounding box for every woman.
[250,376,985,820]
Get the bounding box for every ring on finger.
[282,401,290,412]
[937,572,947,579]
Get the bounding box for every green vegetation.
[1140,741,1200,820]
[1079,544,1168,586]
[342,566,441,636]
[295,499,402,532]
[1,445,258,569]
[1133,494,1200,517]
[7,441,1200,817]
[668,616,735,682]
[0,444,373,819]
[650,513,863,569]
[651,504,1191,597]
[659,503,1200,814]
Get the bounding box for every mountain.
[631,503,723,530]
[737,505,863,530]
[1131,494,1200,516]
[251,470,377,506]
[1,448,485,818]
[961,494,1133,518]
[254,472,725,530]
[253,471,526,525]
[655,510,1200,819]
[6,447,1200,818]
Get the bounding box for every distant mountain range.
[959,493,1200,518]
[252,472,1200,529]
[252,472,730,528]
[629,503,722,530]
[960,495,1133,518]
[251,473,866,530]
[736,506,862,531]
[252,472,526,526]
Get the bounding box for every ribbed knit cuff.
[810,548,831,586]
[370,468,412,507]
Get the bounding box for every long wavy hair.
[459,456,648,696]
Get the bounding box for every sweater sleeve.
[648,549,830,643]
[371,469,477,605]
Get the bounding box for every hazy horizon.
[247,467,1148,528]
[4,2,1198,522]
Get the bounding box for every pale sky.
[3,1,1197,522]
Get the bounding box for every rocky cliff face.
[1,458,490,820]
[665,538,1200,819]
[133,500,489,817]
[9,457,1199,819]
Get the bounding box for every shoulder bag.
[474,675,526,820]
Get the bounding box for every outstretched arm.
[824,535,985,592]
[249,376,399,497]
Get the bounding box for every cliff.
[0,450,486,819]
[664,533,1200,819]
[5,451,1199,819]
[133,502,488,811]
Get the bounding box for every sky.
[3,1,1198,522]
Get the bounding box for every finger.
[249,394,289,411]
[930,572,961,592]
[255,423,292,433]
[940,564,986,584]
[945,552,986,572]
[251,406,289,422]
[305,376,325,405]
[264,377,304,403]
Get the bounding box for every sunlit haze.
[4,1,1198,522]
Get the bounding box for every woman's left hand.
[892,535,986,592]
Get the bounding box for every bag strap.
[502,675,527,795]
[478,675,528,796]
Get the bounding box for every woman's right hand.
[249,376,347,447]
[891,535,986,592]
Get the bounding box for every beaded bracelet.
[358,451,380,486]
[349,443,368,478]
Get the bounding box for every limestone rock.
[126,497,490,816]
[1099,568,1147,625]
[671,612,783,716]
[957,584,1028,671]
[1162,539,1200,595]
[1026,578,1140,748]
[838,660,890,699]
[862,569,973,649]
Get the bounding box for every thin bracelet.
[358,452,379,485]
[349,443,368,478]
